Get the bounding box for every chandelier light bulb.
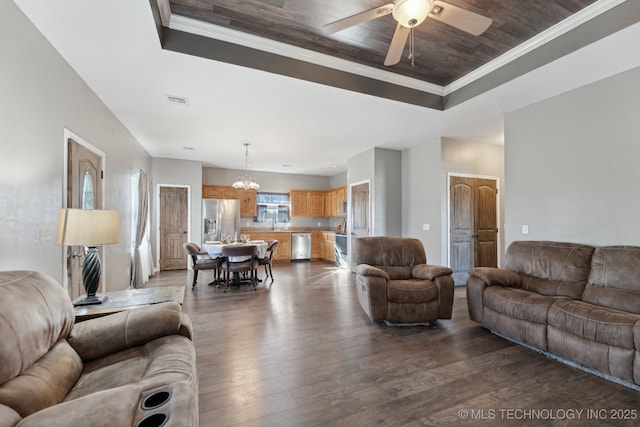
[232,143,260,190]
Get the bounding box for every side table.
[73,286,185,322]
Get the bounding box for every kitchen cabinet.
[203,186,255,216]
[308,191,325,216]
[238,189,257,217]
[311,231,322,259]
[324,186,346,217]
[291,187,346,217]
[202,185,238,199]
[244,231,291,261]
[320,231,336,262]
[324,190,334,217]
[290,191,309,216]
[290,190,324,217]
[333,186,346,216]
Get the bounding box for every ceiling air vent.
[166,95,189,106]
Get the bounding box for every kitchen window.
[255,192,290,223]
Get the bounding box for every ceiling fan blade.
[384,23,410,66]
[323,3,394,34]
[430,1,492,36]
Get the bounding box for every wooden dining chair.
[183,243,221,290]
[220,245,259,291]
[258,240,279,281]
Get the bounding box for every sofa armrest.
[68,302,192,362]
[412,264,453,280]
[355,264,389,280]
[469,267,521,287]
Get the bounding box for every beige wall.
[0,1,151,291]
[504,66,640,247]
[401,139,443,264]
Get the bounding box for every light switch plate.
[422,224,430,231]
[522,225,529,234]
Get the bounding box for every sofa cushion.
[386,279,438,304]
[354,237,426,280]
[65,335,196,402]
[504,241,595,298]
[0,340,82,417]
[548,299,639,382]
[582,246,640,315]
[548,299,639,350]
[483,286,557,325]
[0,271,75,385]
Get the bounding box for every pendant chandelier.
[232,143,260,190]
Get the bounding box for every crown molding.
[444,0,627,95]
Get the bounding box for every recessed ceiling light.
[331,165,337,168]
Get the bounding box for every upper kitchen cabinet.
[309,191,324,216]
[202,185,238,199]
[203,185,255,216]
[238,189,257,217]
[290,190,324,217]
[324,186,346,217]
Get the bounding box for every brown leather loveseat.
[354,237,454,325]
[467,241,640,387]
[0,270,198,427]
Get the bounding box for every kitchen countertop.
[240,227,340,233]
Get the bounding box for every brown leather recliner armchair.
[354,237,454,325]
[0,270,198,427]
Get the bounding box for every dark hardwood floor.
[144,262,640,426]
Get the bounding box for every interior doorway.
[350,181,370,269]
[64,130,105,300]
[449,175,498,286]
[158,186,189,270]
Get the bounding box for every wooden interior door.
[159,187,189,270]
[350,182,370,268]
[67,138,103,300]
[475,178,498,268]
[450,176,497,286]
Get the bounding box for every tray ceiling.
[167,0,599,88]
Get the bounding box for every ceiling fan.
[323,0,492,67]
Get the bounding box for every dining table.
[202,240,268,261]
[201,240,269,287]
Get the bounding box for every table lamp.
[56,208,121,306]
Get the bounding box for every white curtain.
[132,170,154,287]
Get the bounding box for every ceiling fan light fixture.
[393,0,433,28]
[232,143,260,190]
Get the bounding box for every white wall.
[0,1,151,290]
[401,139,443,264]
[441,138,505,266]
[504,65,640,247]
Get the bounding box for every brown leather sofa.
[0,270,198,427]
[467,241,640,387]
[354,237,454,325]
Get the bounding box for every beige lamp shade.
[56,208,121,246]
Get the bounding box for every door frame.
[348,179,371,271]
[446,172,501,269]
[61,128,106,293]
[155,184,191,272]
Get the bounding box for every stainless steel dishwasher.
[291,232,311,260]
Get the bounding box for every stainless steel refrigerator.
[202,199,240,244]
